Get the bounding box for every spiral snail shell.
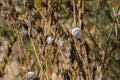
[72,27,82,39]
[59,38,64,47]
[46,36,52,44]
[28,71,36,79]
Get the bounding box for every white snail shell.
[15,6,21,12]
[46,36,52,44]
[72,27,82,39]
[59,38,64,47]
[28,71,36,79]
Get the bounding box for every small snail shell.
[59,38,64,47]
[72,27,82,39]
[28,71,36,79]
[15,6,21,12]
[46,36,52,44]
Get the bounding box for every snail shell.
[46,36,52,44]
[72,27,82,39]
[28,71,36,79]
[59,38,64,47]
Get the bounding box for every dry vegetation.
[0,0,120,80]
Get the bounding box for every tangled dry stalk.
[0,0,120,80]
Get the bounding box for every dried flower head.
[28,71,36,80]
[46,36,52,44]
[72,27,82,39]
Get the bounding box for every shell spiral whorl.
[28,71,36,79]
[72,27,82,39]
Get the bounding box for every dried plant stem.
[30,38,43,76]
[73,0,76,27]
[92,0,100,79]
[18,30,30,80]
[15,29,23,67]
[94,0,100,41]
[82,44,91,80]
[57,45,68,68]
[93,0,101,54]
[105,19,116,52]
[82,0,85,14]
[2,43,16,80]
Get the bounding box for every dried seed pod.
[72,27,82,39]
